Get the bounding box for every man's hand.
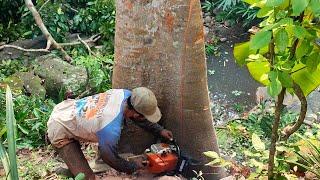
[133,158,148,170]
[160,129,173,141]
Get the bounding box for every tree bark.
[113,0,225,178]
[268,88,286,179]
[282,83,307,141]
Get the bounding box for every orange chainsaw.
[143,140,199,177]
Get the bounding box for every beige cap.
[131,87,161,123]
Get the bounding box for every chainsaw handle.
[142,160,149,166]
[170,139,181,158]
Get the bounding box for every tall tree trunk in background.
[113,0,225,178]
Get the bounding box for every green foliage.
[0,52,113,149]
[0,0,25,42]
[74,173,85,180]
[288,127,320,178]
[0,60,27,81]
[0,139,10,179]
[1,0,116,52]
[0,88,55,148]
[73,54,114,93]
[202,0,216,14]
[20,2,70,42]
[234,0,320,97]
[4,86,19,180]
[202,0,259,26]
[0,60,56,147]
[243,134,298,179]
[72,0,115,39]
[215,103,320,179]
[203,151,231,167]
[205,37,221,56]
[217,0,242,10]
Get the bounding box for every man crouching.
[47,87,173,179]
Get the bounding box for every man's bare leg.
[57,141,95,180]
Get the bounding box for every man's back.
[47,89,131,147]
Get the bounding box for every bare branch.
[281,83,307,140]
[59,34,101,46]
[0,44,50,52]
[77,35,95,56]
[24,0,72,62]
[63,4,79,13]
[38,0,50,12]
[0,34,101,55]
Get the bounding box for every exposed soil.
[13,144,184,180]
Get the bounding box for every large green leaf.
[310,0,320,15]
[243,0,266,8]
[267,71,282,97]
[291,63,320,96]
[247,55,271,85]
[306,53,320,72]
[257,7,274,18]
[262,18,294,31]
[294,26,308,39]
[6,86,19,180]
[252,133,266,151]
[291,0,309,16]
[296,40,312,59]
[75,173,85,180]
[279,0,290,9]
[250,31,272,50]
[203,151,220,159]
[266,0,285,7]
[275,28,289,53]
[279,71,293,88]
[234,42,251,65]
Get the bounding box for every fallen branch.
[281,83,307,141]
[77,34,95,56]
[0,45,49,52]
[25,0,72,62]
[0,34,101,55]
[59,34,101,46]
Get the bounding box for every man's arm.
[132,119,164,136]
[99,139,138,174]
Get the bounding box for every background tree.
[112,0,225,178]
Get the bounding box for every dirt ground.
[11,144,184,180]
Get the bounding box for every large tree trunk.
[113,0,225,178]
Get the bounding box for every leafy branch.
[24,0,72,62]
